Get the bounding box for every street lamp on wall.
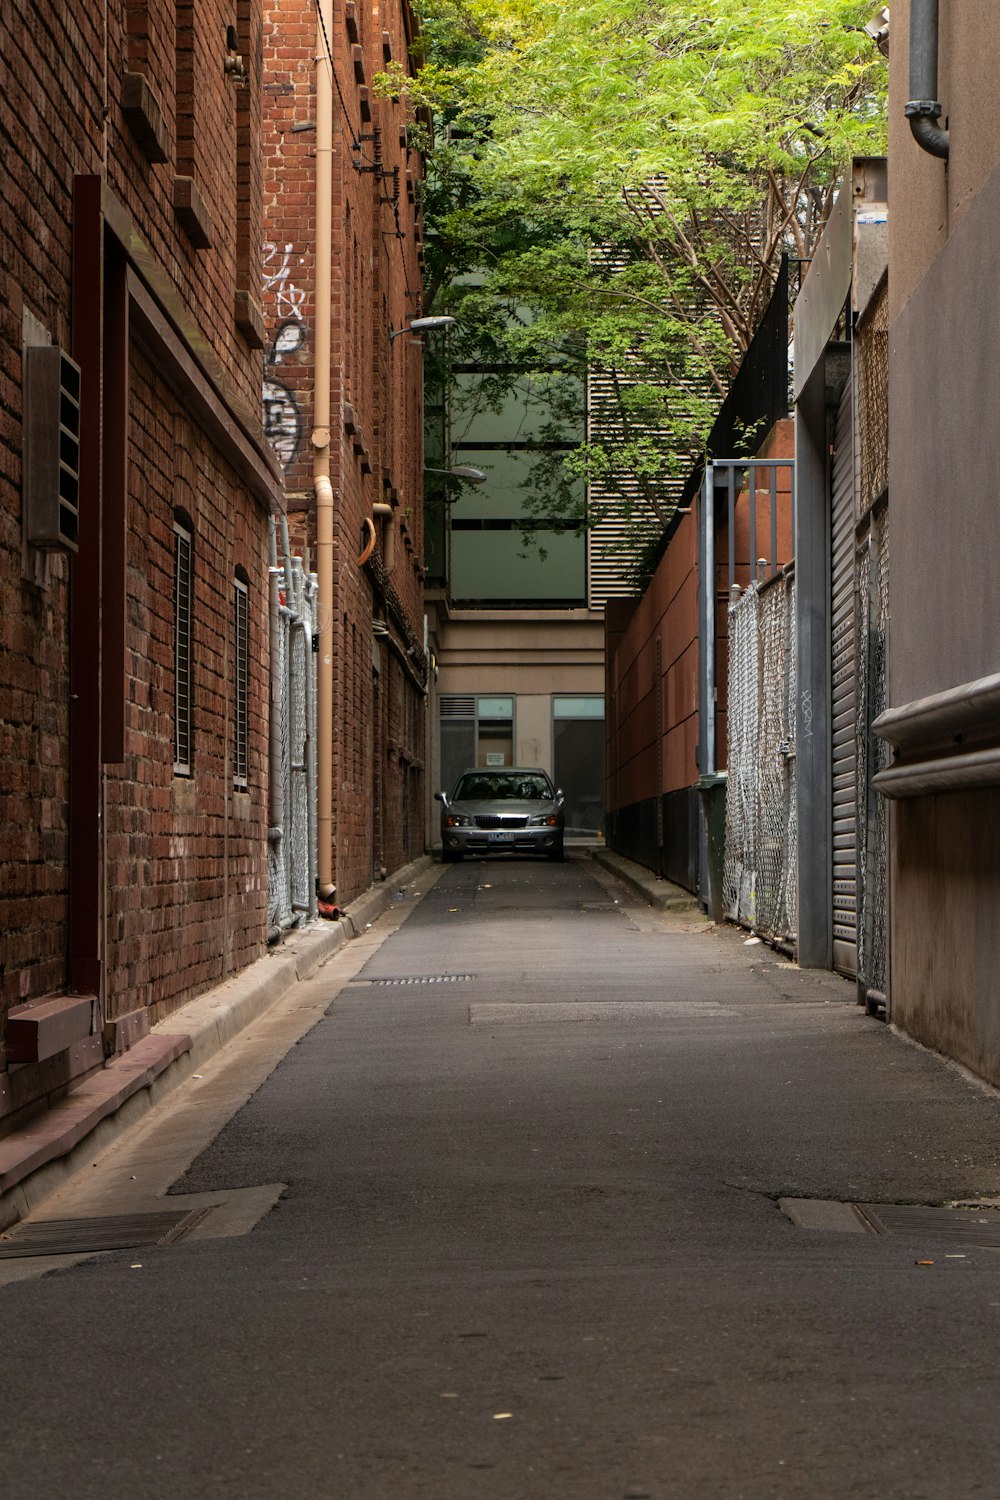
[389,316,457,342]
[424,465,487,486]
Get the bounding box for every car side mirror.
[556,789,565,804]
[434,791,447,803]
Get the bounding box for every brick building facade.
[1,0,282,1125]
[262,0,428,903]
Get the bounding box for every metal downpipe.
[314,0,335,897]
[905,0,949,160]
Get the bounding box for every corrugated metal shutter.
[830,378,857,976]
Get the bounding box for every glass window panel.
[451,530,585,603]
[553,696,604,719]
[452,373,584,445]
[447,449,586,522]
[478,697,513,718]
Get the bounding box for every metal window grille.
[173,522,193,775]
[233,577,249,787]
[856,273,889,517]
[267,518,318,938]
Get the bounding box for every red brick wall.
[102,357,270,1022]
[263,0,427,902]
[1,0,276,1064]
[0,5,107,1023]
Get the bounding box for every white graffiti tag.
[263,378,302,470]
[262,242,306,321]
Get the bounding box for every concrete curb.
[589,847,702,913]
[0,855,434,1230]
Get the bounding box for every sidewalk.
[0,855,435,1232]
[590,845,703,913]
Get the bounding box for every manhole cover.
[0,1209,206,1259]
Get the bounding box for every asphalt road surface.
[3,853,1000,1499]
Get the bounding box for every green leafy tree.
[383,0,887,564]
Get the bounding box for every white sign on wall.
[485,752,505,766]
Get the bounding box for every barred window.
[233,574,249,787]
[173,520,193,775]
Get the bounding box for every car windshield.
[453,772,553,802]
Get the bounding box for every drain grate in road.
[0,1209,208,1259]
[366,974,477,987]
[780,1198,1000,1245]
[859,1203,1000,1244]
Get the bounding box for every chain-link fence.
[723,570,797,946]
[856,508,889,1006]
[268,519,318,939]
[854,271,890,1010]
[856,272,889,518]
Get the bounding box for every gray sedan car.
[436,767,565,861]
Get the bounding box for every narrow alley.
[3,854,1000,1500]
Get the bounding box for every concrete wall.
[435,610,605,699]
[425,602,605,833]
[885,3,1000,1083]
[888,0,1000,322]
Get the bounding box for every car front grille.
[474,815,528,830]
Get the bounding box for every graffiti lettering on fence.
[262,242,306,321]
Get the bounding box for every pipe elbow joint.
[905,100,950,160]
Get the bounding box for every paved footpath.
[2,853,1000,1500]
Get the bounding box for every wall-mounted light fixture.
[424,465,487,485]
[389,316,456,342]
[224,24,248,83]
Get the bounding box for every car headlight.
[446,813,472,827]
[529,813,559,827]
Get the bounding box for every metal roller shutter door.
[831,378,858,976]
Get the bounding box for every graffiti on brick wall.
[263,242,306,322]
[263,375,302,470]
[263,242,308,470]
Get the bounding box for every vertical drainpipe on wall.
[697,463,718,915]
[314,0,335,898]
[268,516,285,937]
[905,0,950,161]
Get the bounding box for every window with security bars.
[233,576,249,787]
[173,521,193,775]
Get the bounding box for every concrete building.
[424,342,650,841]
[873,0,1000,1084]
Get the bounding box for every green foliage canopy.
[383,0,887,546]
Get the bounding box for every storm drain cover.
[365,974,476,986]
[0,1209,205,1259]
[859,1203,1000,1244]
[780,1198,1000,1245]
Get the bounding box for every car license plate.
[488,830,514,843]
